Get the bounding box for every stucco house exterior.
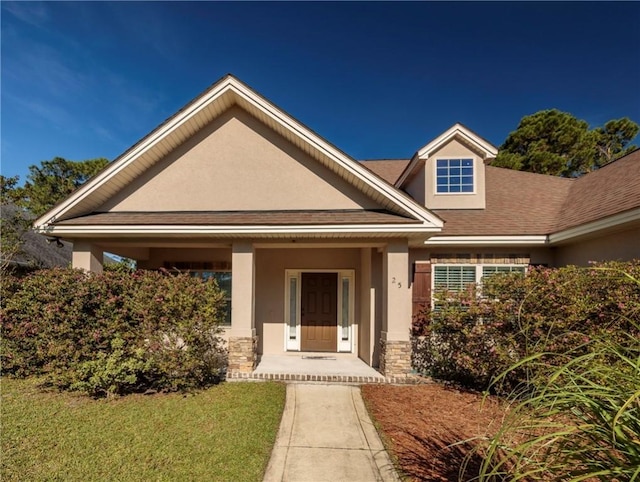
[34,75,640,377]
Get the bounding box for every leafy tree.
[1,158,108,272]
[18,157,109,218]
[1,175,22,205]
[1,175,30,273]
[592,117,639,169]
[494,110,638,177]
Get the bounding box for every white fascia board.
[37,223,442,236]
[417,124,498,159]
[424,235,549,246]
[548,208,640,244]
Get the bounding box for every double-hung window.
[436,158,474,193]
[434,265,477,292]
[433,264,527,307]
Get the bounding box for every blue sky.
[2,1,639,181]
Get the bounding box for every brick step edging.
[226,371,430,384]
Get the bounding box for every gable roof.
[395,123,498,188]
[34,75,443,237]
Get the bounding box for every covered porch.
[68,237,416,378]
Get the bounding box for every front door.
[301,272,337,352]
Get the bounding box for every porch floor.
[228,353,387,383]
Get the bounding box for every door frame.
[284,269,355,353]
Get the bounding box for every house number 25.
[391,277,402,288]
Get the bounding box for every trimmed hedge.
[1,268,227,396]
[411,260,640,393]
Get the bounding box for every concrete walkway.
[263,384,400,482]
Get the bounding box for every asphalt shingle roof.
[554,148,640,231]
[52,151,640,237]
[56,209,419,226]
[360,159,411,185]
[433,166,573,236]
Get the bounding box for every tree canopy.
[1,157,108,272]
[1,175,30,273]
[493,110,638,177]
[15,157,109,218]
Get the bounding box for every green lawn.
[1,378,286,481]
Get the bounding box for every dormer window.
[436,158,474,193]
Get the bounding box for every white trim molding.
[284,269,356,353]
[548,208,640,244]
[37,223,442,237]
[425,235,549,246]
[433,156,477,196]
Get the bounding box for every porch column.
[228,241,257,374]
[380,239,412,378]
[72,241,103,273]
[358,247,375,366]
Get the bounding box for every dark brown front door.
[301,273,337,352]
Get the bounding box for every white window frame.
[432,263,527,307]
[284,269,355,353]
[434,157,476,195]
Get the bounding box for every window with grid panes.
[436,158,474,193]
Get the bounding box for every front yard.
[1,378,286,481]
[362,383,509,482]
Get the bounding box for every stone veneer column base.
[228,336,258,373]
[379,339,411,378]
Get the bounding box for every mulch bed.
[361,383,510,482]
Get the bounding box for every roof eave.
[424,235,549,247]
[36,223,442,237]
[548,207,640,245]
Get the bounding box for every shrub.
[70,337,152,397]
[1,268,227,395]
[411,260,640,393]
[479,312,640,480]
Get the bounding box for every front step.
[226,370,427,384]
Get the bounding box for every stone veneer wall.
[379,339,411,377]
[228,336,258,373]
